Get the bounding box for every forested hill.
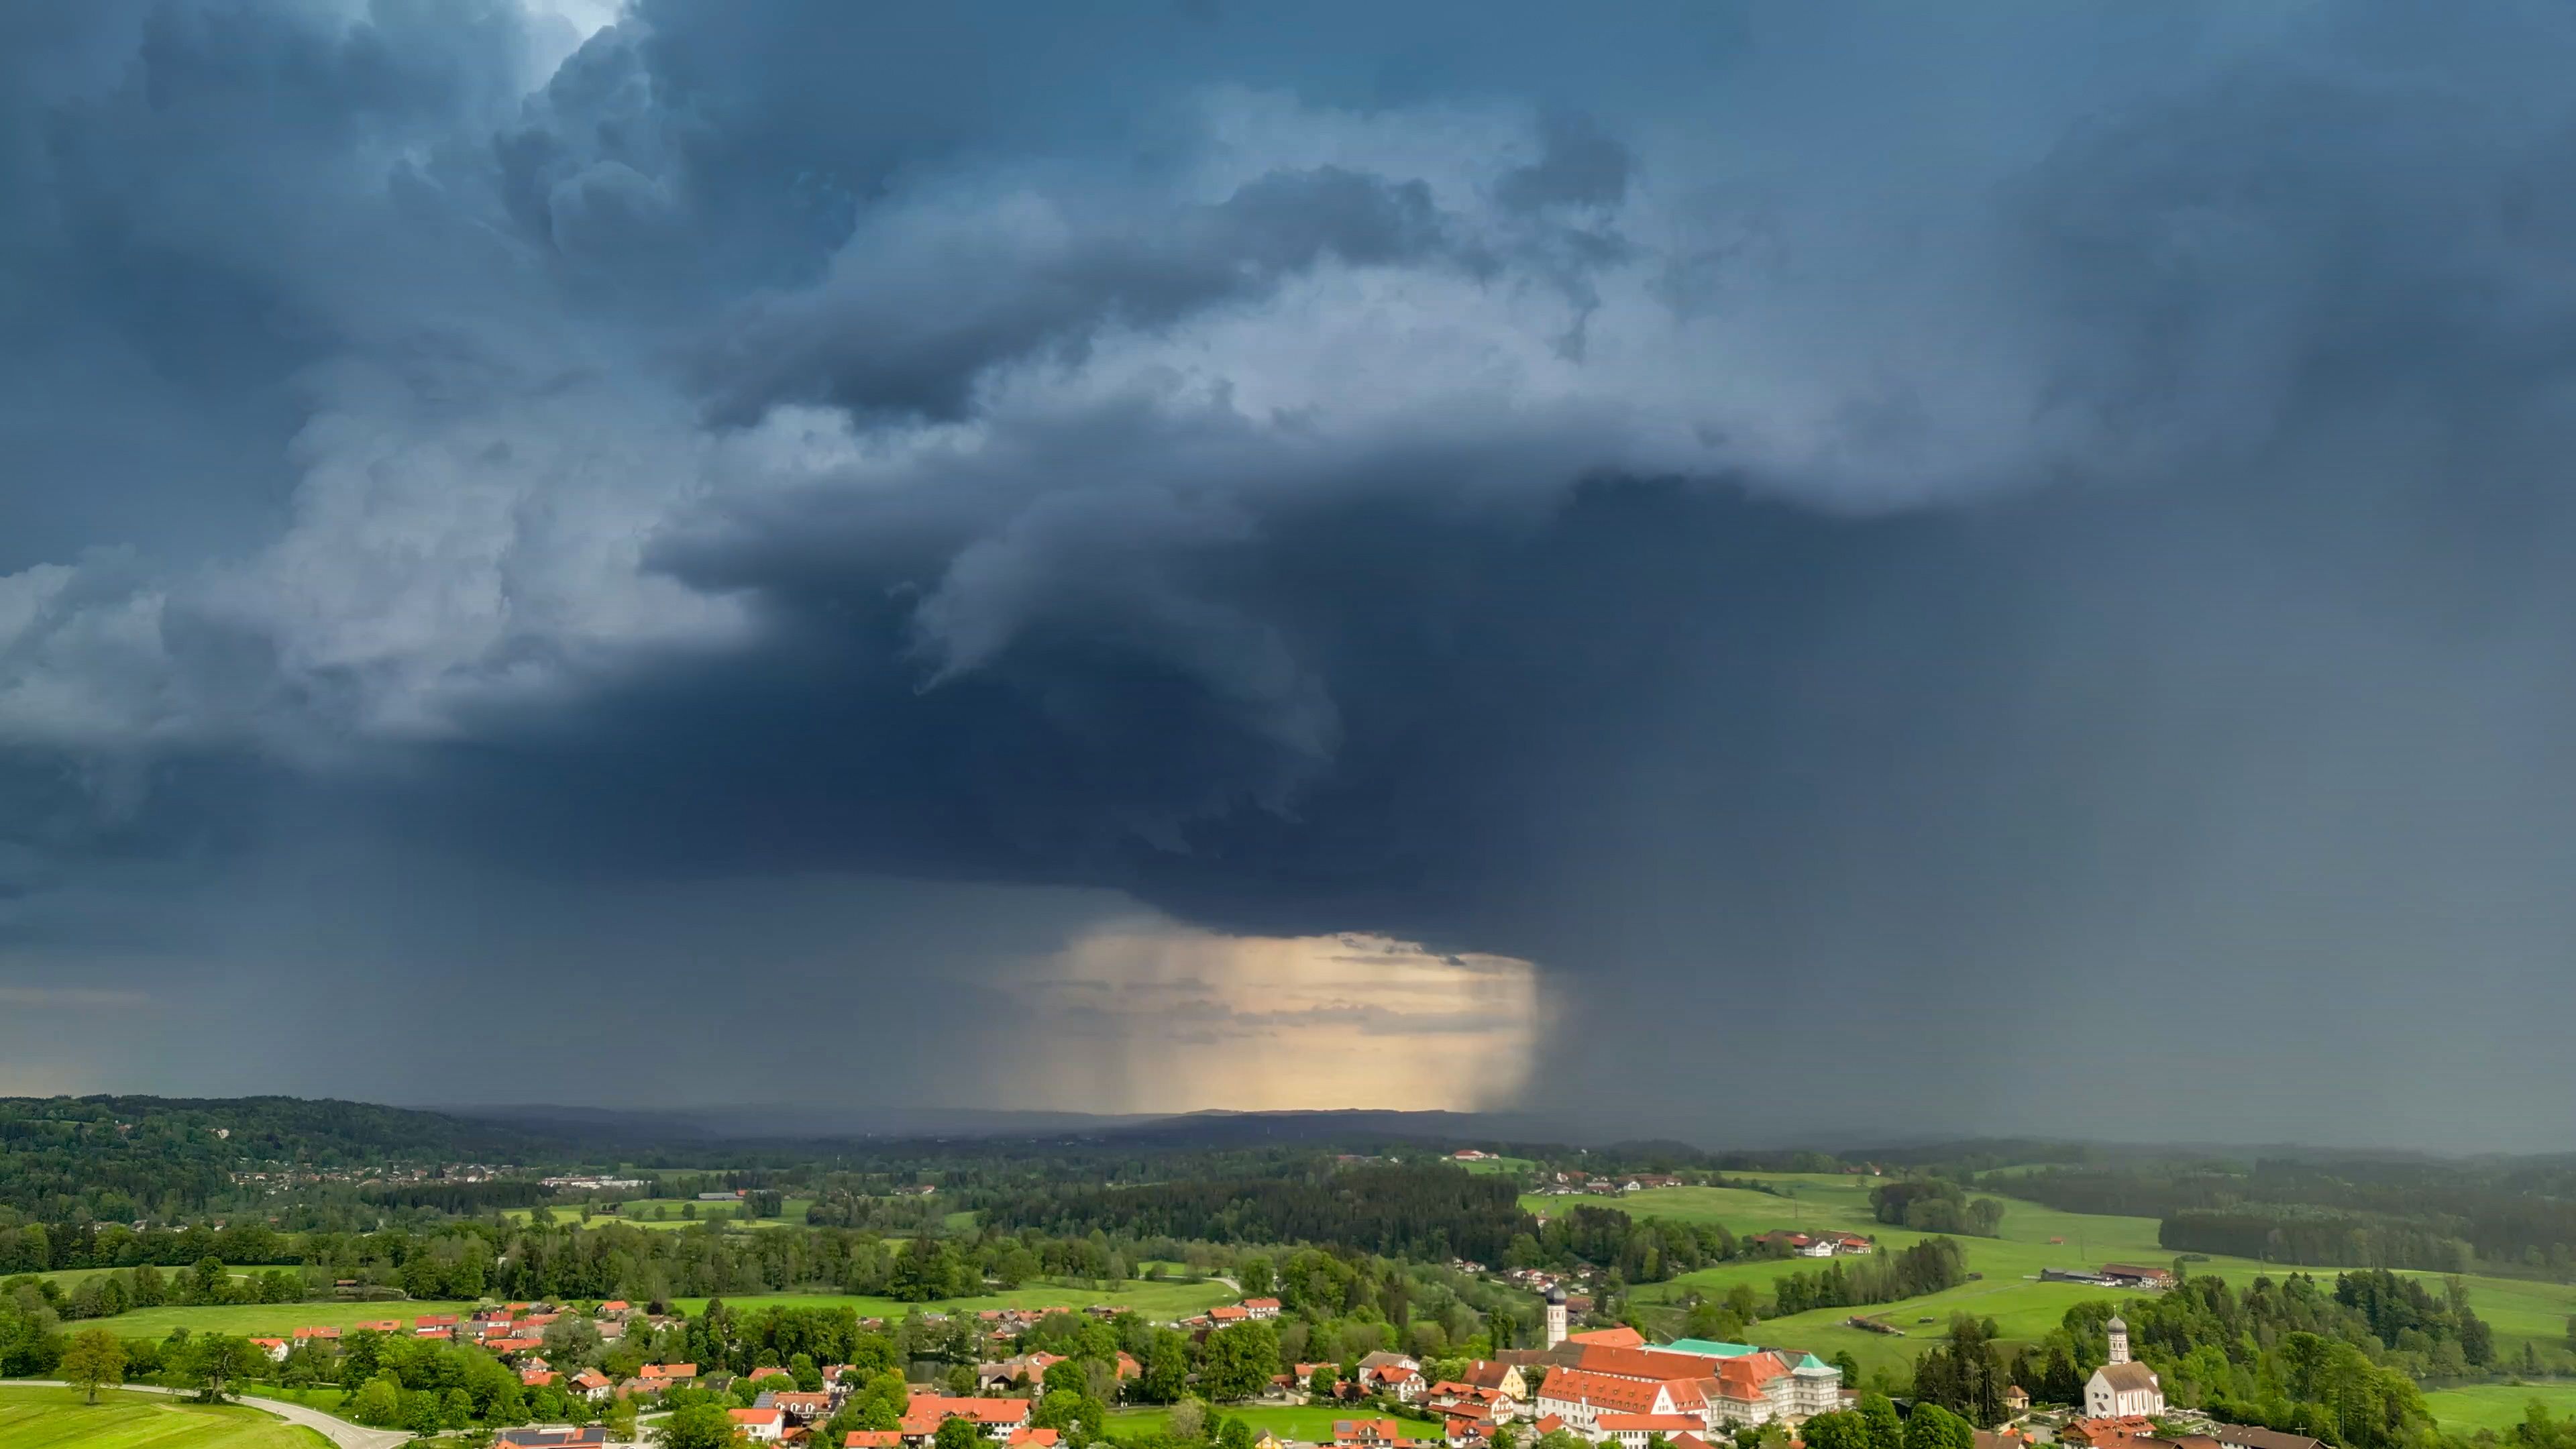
[989,1162,1533,1263]
[0,1095,564,1221]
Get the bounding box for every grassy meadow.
[236,1386,351,1417]
[57,1299,479,1341]
[1583,1173,2576,1401]
[2418,1382,2576,1433]
[0,1387,329,1449]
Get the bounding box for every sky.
[6,0,2576,1149]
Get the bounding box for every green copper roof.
[1664,1338,1760,1358]
[1797,1354,1831,1371]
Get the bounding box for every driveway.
[10,1380,413,1449]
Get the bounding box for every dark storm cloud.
[694,165,1473,425]
[9,0,2576,1142]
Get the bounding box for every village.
[199,1263,2279,1449]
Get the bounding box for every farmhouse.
[2084,1320,2165,1419]
[899,1395,1034,1442]
[2100,1265,2176,1289]
[729,1407,786,1443]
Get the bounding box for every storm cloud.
[6,0,2576,1145]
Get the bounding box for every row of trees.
[2162,1209,2475,1274]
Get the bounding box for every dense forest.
[989,1163,1532,1264]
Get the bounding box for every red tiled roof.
[900,1397,1032,1432]
[1572,1346,1728,1383]
[731,1408,786,1427]
[1009,1432,1062,1448]
[1567,1327,1647,1349]
[1537,1369,1676,1415]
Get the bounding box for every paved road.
[10,1380,412,1449]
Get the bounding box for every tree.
[937,1416,987,1449]
[1803,1411,1873,1449]
[60,1327,127,1404]
[1858,1393,1904,1449]
[1238,1258,1276,1297]
[441,1387,476,1430]
[1034,1387,1106,1444]
[1138,1328,1191,1404]
[1906,1404,1976,1449]
[659,1401,739,1449]
[606,1395,640,1442]
[1309,1364,1340,1400]
[164,1334,264,1403]
[350,1375,403,1426]
[1199,1322,1281,1402]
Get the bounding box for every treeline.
[11,1261,314,1320]
[363,1181,553,1214]
[0,1218,303,1276]
[1772,1238,1966,1316]
[1868,1181,2004,1237]
[2161,1208,2473,1273]
[990,1163,1529,1264]
[2004,1157,2576,1276]
[1519,1205,1744,1283]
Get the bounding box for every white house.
[2084,1318,2165,1419]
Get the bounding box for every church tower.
[1545,1285,1568,1348]
[2106,1315,2130,1366]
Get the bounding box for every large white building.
[2084,1317,2165,1419]
[1530,1340,1841,1440]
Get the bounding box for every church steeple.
[2106,1315,2130,1365]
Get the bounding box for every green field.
[676,1278,1237,1322]
[1106,1405,1444,1440]
[1592,1175,2576,1387]
[14,1268,279,1294]
[67,1299,479,1340]
[500,1195,815,1230]
[0,1387,329,1449]
[1456,1157,1538,1177]
[2420,1382,2576,1432]
[237,1387,350,1417]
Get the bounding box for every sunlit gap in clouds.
[996,924,1544,1114]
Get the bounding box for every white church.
[2084,1316,2165,1419]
